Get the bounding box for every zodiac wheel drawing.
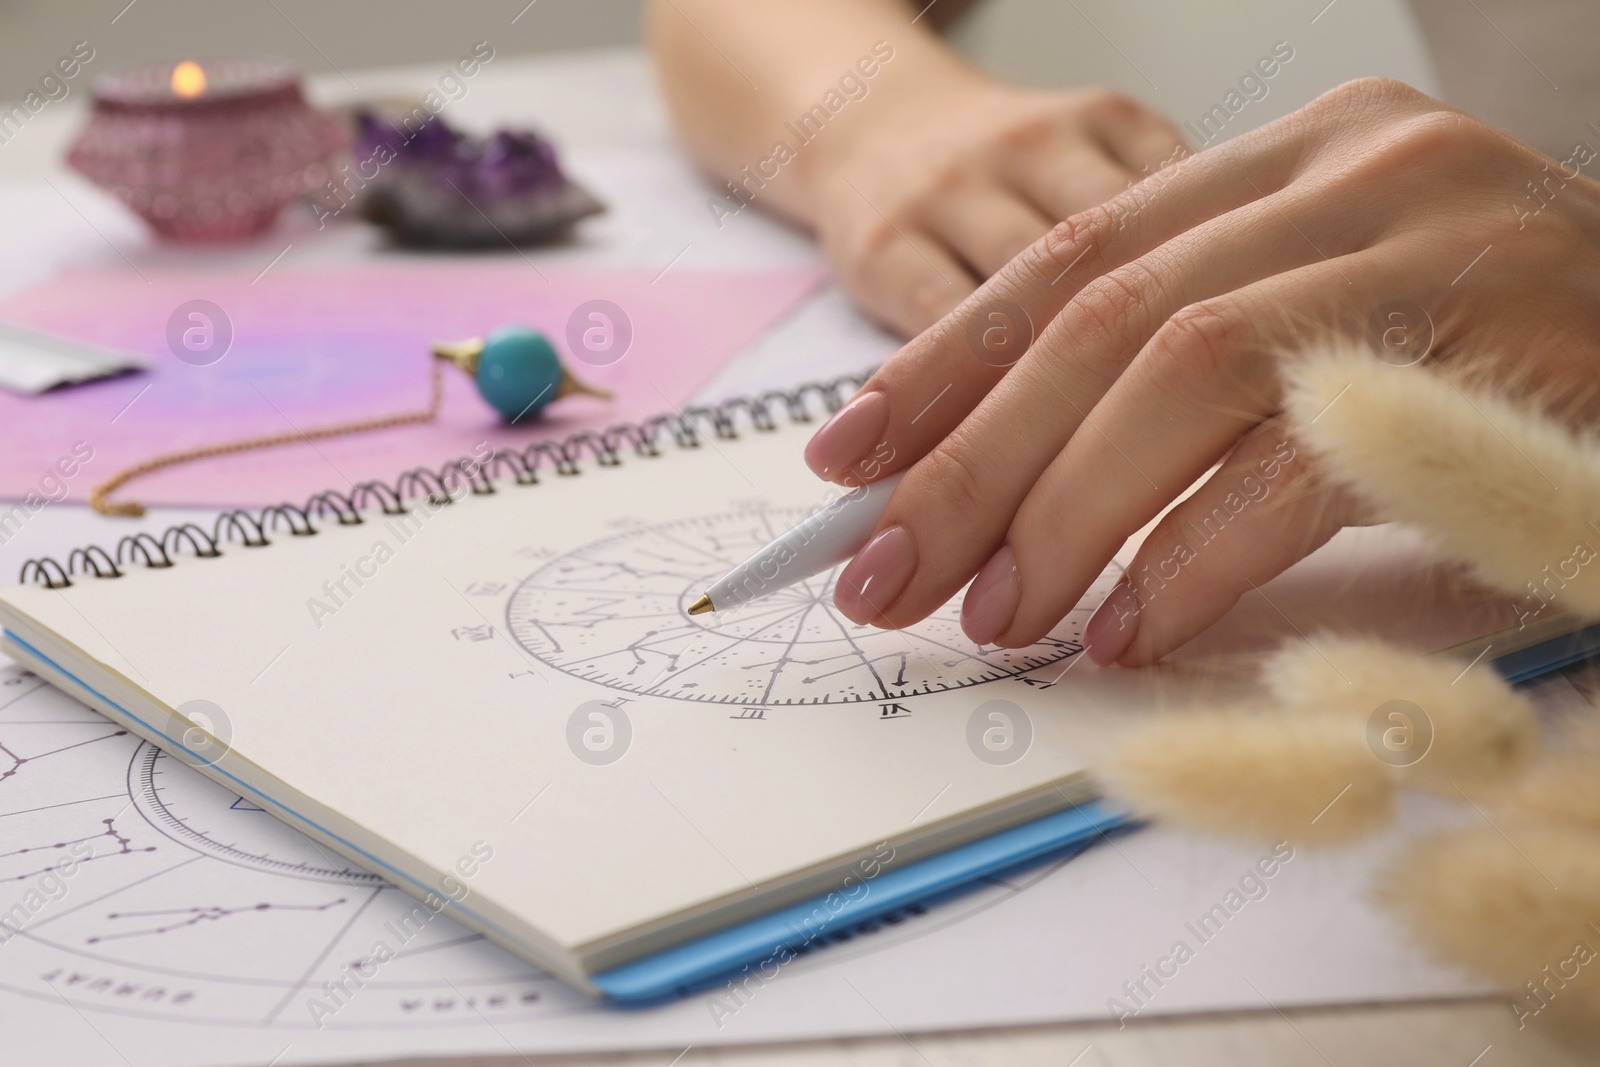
[0,667,572,1030]
[506,509,1118,705]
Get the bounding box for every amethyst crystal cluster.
[353,110,603,248]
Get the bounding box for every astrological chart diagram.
[506,509,1119,705]
[0,662,574,1030]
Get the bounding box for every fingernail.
[1084,578,1140,666]
[962,545,1020,645]
[805,391,890,481]
[835,526,916,625]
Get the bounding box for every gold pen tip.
[688,593,715,616]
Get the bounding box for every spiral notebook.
[0,376,1176,998]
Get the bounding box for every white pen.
[688,472,904,615]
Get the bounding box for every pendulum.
[90,323,614,515]
[432,325,611,423]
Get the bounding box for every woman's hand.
[798,79,1187,337]
[804,77,1600,666]
[647,0,1182,337]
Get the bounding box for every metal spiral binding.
[21,372,870,589]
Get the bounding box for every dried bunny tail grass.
[1100,709,1393,844]
[1379,824,1600,1032]
[1489,751,1600,831]
[1281,342,1600,617]
[1261,636,1536,789]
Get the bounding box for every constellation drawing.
[505,509,1118,705]
[1,818,155,885]
[89,899,349,943]
[0,663,573,1029]
[1,728,128,783]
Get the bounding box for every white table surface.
[0,45,1593,1067]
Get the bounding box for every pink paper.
[0,262,821,508]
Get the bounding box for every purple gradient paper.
[0,262,822,508]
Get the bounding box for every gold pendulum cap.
[687,593,715,615]
[431,337,485,376]
[558,365,614,401]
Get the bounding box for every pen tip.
[688,593,715,616]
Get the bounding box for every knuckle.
[1291,77,1434,150]
[1327,110,1499,196]
[1143,301,1240,397]
[1061,260,1162,370]
[1036,205,1118,282]
[995,113,1059,154]
[1377,111,1492,170]
[922,160,970,198]
[915,436,993,520]
[1076,87,1146,123]
[1310,76,1428,119]
[836,217,906,282]
[1343,75,1425,105]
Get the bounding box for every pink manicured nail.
[1084,578,1140,666]
[804,391,890,480]
[835,526,916,624]
[962,545,1020,645]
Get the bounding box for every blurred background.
[0,0,1449,159]
[0,0,646,99]
[1,0,1590,159]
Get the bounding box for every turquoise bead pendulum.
[432,325,611,423]
[87,324,612,516]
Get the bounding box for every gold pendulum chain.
[89,360,447,518]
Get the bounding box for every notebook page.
[0,419,1173,966]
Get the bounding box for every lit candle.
[170,60,206,100]
[67,59,346,242]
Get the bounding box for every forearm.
[644,0,983,225]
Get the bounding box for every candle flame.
[171,61,206,99]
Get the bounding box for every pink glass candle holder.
[67,58,346,243]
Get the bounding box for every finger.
[981,252,1401,647]
[1093,105,1190,175]
[832,222,979,339]
[919,183,1056,279]
[1002,143,1135,224]
[840,188,1387,628]
[807,117,1311,486]
[1079,419,1363,667]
